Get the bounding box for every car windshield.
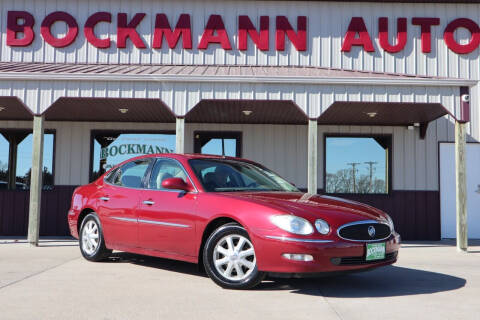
[189,159,299,192]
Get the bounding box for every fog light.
[282,253,314,262]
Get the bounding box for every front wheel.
[203,223,265,289]
[79,213,112,261]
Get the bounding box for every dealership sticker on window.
[366,243,386,261]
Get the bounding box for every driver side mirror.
[161,177,193,192]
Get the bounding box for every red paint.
[444,18,480,54]
[40,11,78,48]
[411,17,440,53]
[238,16,269,51]
[117,13,146,49]
[198,15,232,50]
[68,153,400,274]
[275,16,306,51]
[7,11,35,46]
[341,17,374,52]
[84,12,111,49]
[379,17,407,53]
[153,13,192,49]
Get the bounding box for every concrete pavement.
[0,239,479,320]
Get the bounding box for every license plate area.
[365,242,386,261]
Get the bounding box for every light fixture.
[365,112,377,118]
[414,122,420,127]
[0,106,5,112]
[242,110,253,116]
[118,108,129,114]
[407,125,414,130]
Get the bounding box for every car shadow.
[102,252,465,297]
[103,252,208,278]
[256,265,466,297]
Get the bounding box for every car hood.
[219,192,387,226]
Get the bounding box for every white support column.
[175,117,185,154]
[455,121,468,252]
[307,119,318,194]
[27,115,45,247]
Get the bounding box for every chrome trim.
[111,217,137,223]
[142,200,155,205]
[265,236,334,243]
[99,197,110,201]
[138,219,190,228]
[336,219,392,242]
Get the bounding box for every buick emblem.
[368,226,376,238]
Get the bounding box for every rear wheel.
[79,213,111,261]
[203,223,265,289]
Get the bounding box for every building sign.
[6,11,306,51]
[6,11,480,54]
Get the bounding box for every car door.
[98,158,152,248]
[137,158,197,257]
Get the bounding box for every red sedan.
[68,154,400,289]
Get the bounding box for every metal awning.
[43,97,176,122]
[185,100,308,124]
[0,97,34,120]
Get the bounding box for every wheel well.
[198,217,240,268]
[77,208,95,233]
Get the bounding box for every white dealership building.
[0,0,478,242]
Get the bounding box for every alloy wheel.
[213,234,256,281]
[81,220,99,255]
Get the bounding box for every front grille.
[338,221,391,241]
[331,251,398,266]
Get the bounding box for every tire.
[79,213,112,262]
[203,222,266,289]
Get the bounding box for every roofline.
[0,72,475,87]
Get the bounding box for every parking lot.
[1,239,479,320]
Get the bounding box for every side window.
[112,159,151,188]
[149,159,188,190]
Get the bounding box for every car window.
[112,159,151,188]
[148,159,188,190]
[189,159,299,192]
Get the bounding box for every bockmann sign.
[100,144,173,160]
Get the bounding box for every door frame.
[193,131,242,157]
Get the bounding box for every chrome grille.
[337,220,391,242]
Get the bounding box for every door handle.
[99,197,110,201]
[143,200,155,206]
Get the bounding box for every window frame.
[323,133,393,196]
[193,131,242,157]
[0,128,56,190]
[89,129,176,182]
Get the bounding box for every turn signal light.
[282,253,314,262]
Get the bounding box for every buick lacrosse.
[68,154,400,289]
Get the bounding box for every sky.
[325,137,387,180]
[201,138,237,156]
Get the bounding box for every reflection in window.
[325,136,390,194]
[0,131,55,190]
[202,138,237,157]
[91,132,175,181]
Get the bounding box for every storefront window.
[91,131,175,181]
[325,136,391,194]
[194,132,242,157]
[0,130,55,190]
[0,134,9,189]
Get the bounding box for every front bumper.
[250,230,401,274]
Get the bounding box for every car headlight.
[270,215,314,235]
[315,219,330,235]
[385,214,395,232]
